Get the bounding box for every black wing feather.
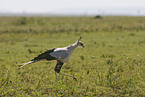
[31,48,57,61]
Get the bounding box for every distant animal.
[95,15,102,19]
[18,37,85,81]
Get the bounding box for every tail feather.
[17,60,36,70]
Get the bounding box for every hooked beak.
[81,43,85,48]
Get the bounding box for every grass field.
[0,16,145,96]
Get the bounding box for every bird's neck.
[67,42,78,51]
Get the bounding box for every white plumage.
[50,42,78,63]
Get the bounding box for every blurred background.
[0,0,145,16]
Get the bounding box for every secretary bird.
[18,37,85,81]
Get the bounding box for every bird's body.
[50,43,77,63]
[18,37,85,80]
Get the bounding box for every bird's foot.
[60,73,77,81]
[73,76,77,81]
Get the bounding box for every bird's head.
[76,37,85,48]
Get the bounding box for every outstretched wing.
[54,60,64,73]
[31,48,57,61]
[50,48,69,59]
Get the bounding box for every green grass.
[0,16,145,96]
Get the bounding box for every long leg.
[60,73,77,81]
[54,61,77,81]
[55,71,57,79]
